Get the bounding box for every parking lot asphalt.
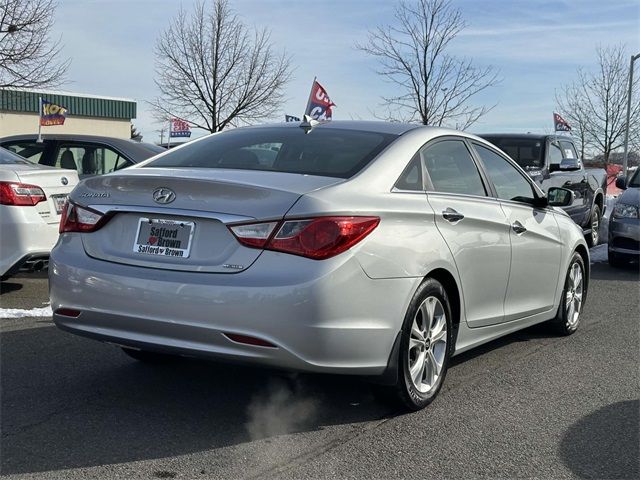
[1,255,638,479]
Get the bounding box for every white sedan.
[0,147,78,278]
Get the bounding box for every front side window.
[146,127,397,179]
[474,144,535,204]
[559,140,579,161]
[548,142,564,165]
[421,140,486,196]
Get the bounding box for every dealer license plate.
[133,218,195,258]
[51,194,68,214]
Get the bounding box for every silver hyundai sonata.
[50,121,589,410]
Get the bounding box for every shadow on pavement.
[0,281,23,295]
[560,400,639,479]
[590,262,639,282]
[0,326,397,475]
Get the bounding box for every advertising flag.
[170,118,191,138]
[553,112,571,132]
[285,114,300,122]
[40,99,68,126]
[304,79,335,121]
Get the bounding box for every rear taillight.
[228,216,380,260]
[59,201,108,233]
[0,181,46,206]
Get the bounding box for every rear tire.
[377,278,453,411]
[585,204,601,248]
[549,252,585,336]
[121,347,178,363]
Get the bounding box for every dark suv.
[481,134,607,247]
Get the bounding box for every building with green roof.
[0,89,137,139]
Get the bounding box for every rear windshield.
[482,137,544,170]
[0,147,35,165]
[145,127,397,178]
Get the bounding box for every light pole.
[622,53,640,177]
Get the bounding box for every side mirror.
[615,176,627,190]
[558,158,581,171]
[547,187,575,207]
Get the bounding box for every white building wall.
[0,112,131,139]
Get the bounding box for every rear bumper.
[49,235,417,375]
[0,205,59,277]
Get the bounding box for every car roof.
[479,133,576,143]
[0,134,164,160]
[241,120,422,136]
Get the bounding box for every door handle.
[512,221,527,234]
[442,208,464,223]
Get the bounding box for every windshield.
[481,137,545,170]
[629,168,640,188]
[145,127,397,179]
[0,147,36,165]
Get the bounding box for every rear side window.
[146,127,397,179]
[56,143,130,175]
[421,140,486,196]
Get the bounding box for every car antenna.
[299,115,320,134]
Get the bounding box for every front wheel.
[549,252,586,335]
[380,278,453,411]
[585,204,601,248]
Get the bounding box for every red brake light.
[229,216,380,260]
[0,181,46,206]
[59,201,108,233]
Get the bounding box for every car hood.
[617,187,640,206]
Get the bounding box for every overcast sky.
[55,0,639,142]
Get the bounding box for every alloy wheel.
[565,261,584,327]
[408,296,447,393]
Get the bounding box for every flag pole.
[37,97,43,143]
[304,77,317,119]
[167,118,171,149]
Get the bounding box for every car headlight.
[613,203,639,219]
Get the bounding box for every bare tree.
[357,0,499,129]
[556,83,593,160]
[0,0,69,88]
[150,0,292,133]
[557,44,640,165]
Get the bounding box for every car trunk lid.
[74,168,342,273]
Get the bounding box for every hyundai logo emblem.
[61,177,68,185]
[153,187,176,204]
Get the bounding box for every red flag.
[553,112,571,132]
[305,80,335,120]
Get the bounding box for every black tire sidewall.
[556,253,586,335]
[587,204,601,247]
[398,278,453,410]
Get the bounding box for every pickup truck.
[480,134,607,247]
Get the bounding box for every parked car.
[0,147,79,279]
[50,121,588,411]
[480,134,607,247]
[609,169,640,267]
[0,134,165,179]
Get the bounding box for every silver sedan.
[49,121,588,410]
